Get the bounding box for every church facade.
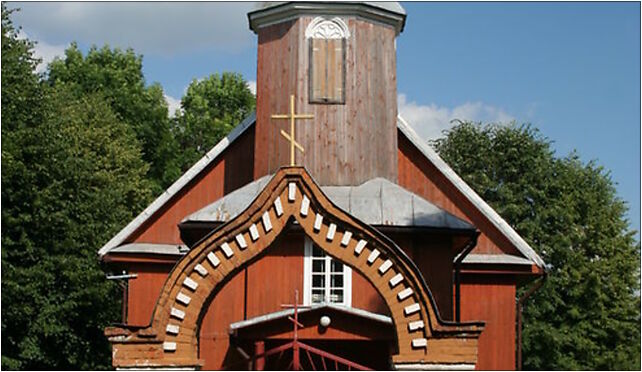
[100,3,546,370]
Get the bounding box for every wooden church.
[100,2,546,370]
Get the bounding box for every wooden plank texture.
[254,17,398,185]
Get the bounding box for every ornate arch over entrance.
[106,167,483,369]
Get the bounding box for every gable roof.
[396,116,545,268]
[98,111,544,269]
[97,112,255,258]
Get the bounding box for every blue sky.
[10,1,640,238]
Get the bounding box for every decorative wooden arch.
[106,167,483,369]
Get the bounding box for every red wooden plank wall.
[397,132,520,256]
[121,234,387,369]
[128,126,255,245]
[460,276,516,370]
[126,263,175,326]
[198,235,386,369]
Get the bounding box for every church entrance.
[227,291,395,371]
[251,339,391,370]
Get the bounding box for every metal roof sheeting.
[462,254,534,266]
[183,176,475,231]
[98,110,544,269]
[109,243,188,256]
[255,1,406,15]
[229,303,392,332]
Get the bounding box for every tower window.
[306,17,349,104]
[303,237,352,306]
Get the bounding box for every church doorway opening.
[252,339,392,371]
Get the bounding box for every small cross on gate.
[281,290,310,371]
[271,94,314,166]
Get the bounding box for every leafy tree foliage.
[433,121,640,370]
[2,7,154,369]
[47,43,177,190]
[1,5,43,134]
[172,72,255,172]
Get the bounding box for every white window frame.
[303,237,352,306]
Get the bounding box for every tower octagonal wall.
[253,10,399,186]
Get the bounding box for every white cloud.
[10,2,256,56]
[247,80,257,95]
[164,94,182,118]
[18,30,67,73]
[397,94,514,141]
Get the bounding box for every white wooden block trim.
[166,324,180,335]
[288,183,296,201]
[183,277,198,291]
[367,249,380,264]
[170,307,185,320]
[221,242,234,258]
[274,196,284,216]
[389,273,404,287]
[176,292,191,306]
[235,234,248,249]
[194,264,208,277]
[326,223,336,241]
[378,260,393,274]
[262,212,272,232]
[314,214,323,231]
[398,287,413,301]
[163,342,177,352]
[340,231,352,247]
[300,195,310,216]
[408,320,425,331]
[404,303,421,316]
[354,240,367,255]
[411,338,428,348]
[207,252,220,268]
[249,224,260,241]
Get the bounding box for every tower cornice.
[248,1,406,35]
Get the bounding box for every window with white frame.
[303,237,352,306]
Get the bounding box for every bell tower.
[248,2,406,185]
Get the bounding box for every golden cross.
[271,94,314,166]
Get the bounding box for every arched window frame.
[306,17,349,104]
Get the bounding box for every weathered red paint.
[459,275,516,370]
[129,126,255,245]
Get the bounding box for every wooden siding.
[128,126,255,244]
[198,234,387,369]
[121,234,388,367]
[388,232,455,321]
[397,132,520,256]
[459,275,516,370]
[255,17,398,185]
[126,263,174,326]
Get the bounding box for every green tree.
[173,72,255,171]
[2,8,154,368]
[1,4,44,134]
[433,121,640,370]
[47,43,177,190]
[2,83,154,370]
